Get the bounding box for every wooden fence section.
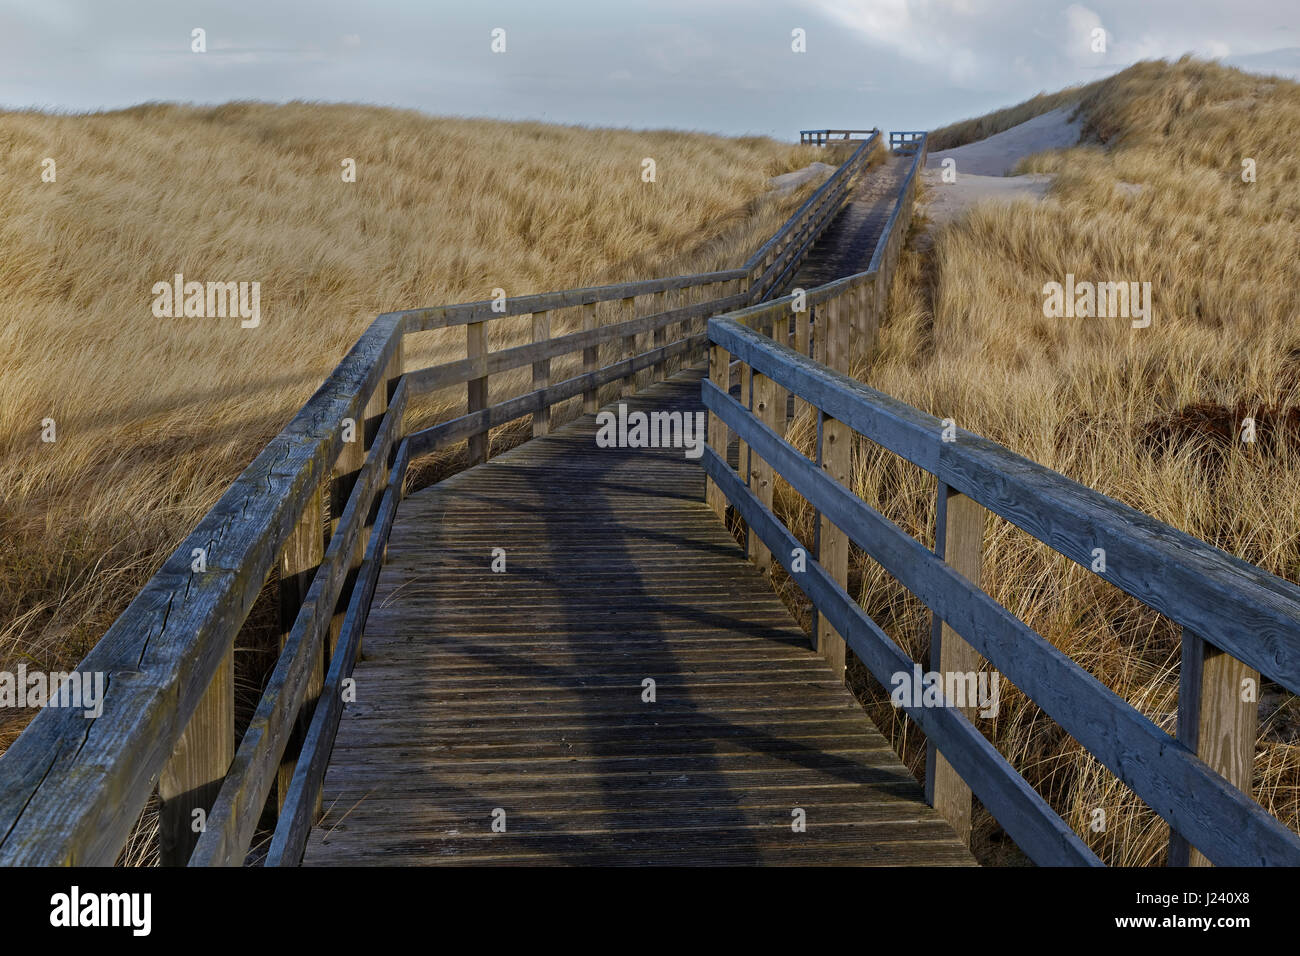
[701,136,1300,867]
[801,128,877,145]
[301,373,976,866]
[0,126,887,867]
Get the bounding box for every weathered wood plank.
[707,316,1300,699]
[703,379,1300,865]
[925,485,984,845]
[0,313,403,866]
[304,373,973,868]
[701,441,1100,865]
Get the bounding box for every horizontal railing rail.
[800,129,877,145]
[701,130,1300,866]
[0,124,888,867]
[744,129,880,301]
[890,130,927,154]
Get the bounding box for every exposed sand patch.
[919,171,1056,229]
[768,161,834,194]
[919,107,1084,230]
[926,107,1082,177]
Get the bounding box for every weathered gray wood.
[392,269,746,334]
[158,646,233,866]
[531,310,551,437]
[0,312,403,866]
[707,316,1300,699]
[466,320,488,466]
[276,483,326,813]
[1170,630,1260,866]
[700,443,1100,866]
[267,439,411,867]
[702,379,1300,865]
[189,380,409,867]
[745,131,878,275]
[404,292,747,397]
[304,373,974,868]
[406,333,708,456]
[746,372,779,576]
[925,484,983,845]
[705,344,729,521]
[582,303,599,414]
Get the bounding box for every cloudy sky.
[1,0,1296,137]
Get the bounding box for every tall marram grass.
[775,57,1300,865]
[0,101,823,771]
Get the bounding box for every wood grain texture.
[1170,630,1261,867]
[702,373,1300,866]
[925,485,983,844]
[0,312,403,866]
[303,372,973,867]
[707,314,1300,700]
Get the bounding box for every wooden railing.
[702,131,1300,867]
[890,130,926,155]
[0,125,886,867]
[800,128,877,145]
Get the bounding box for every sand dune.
[919,106,1083,228]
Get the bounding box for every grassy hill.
[808,57,1300,865]
[0,102,818,754]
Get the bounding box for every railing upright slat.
[1169,630,1261,866]
[532,309,551,437]
[466,320,488,465]
[924,483,985,846]
[275,486,326,816]
[158,648,233,866]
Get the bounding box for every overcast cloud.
[0,0,1295,138]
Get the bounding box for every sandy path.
[919,107,1082,229]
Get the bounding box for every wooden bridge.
[2,127,1299,868]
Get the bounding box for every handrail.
[701,130,1300,866]
[800,129,877,145]
[0,123,884,867]
[743,128,883,290]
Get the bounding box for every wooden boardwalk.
[303,371,974,865]
[785,152,912,290]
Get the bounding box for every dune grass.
[928,83,1100,152]
[771,57,1300,865]
[0,101,822,763]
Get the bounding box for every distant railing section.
[702,130,1300,867]
[890,131,926,155]
[0,124,888,867]
[800,128,877,145]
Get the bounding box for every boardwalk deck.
[303,370,975,866]
[784,152,912,291]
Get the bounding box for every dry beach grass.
[0,101,820,771]
[773,58,1300,865]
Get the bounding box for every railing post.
[705,341,729,521]
[815,295,851,679]
[621,295,637,396]
[276,485,326,814]
[746,370,781,577]
[466,319,488,466]
[793,302,811,421]
[531,309,551,437]
[1169,629,1259,866]
[924,482,984,845]
[652,291,668,382]
[344,338,401,663]
[158,648,233,865]
[582,302,599,414]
